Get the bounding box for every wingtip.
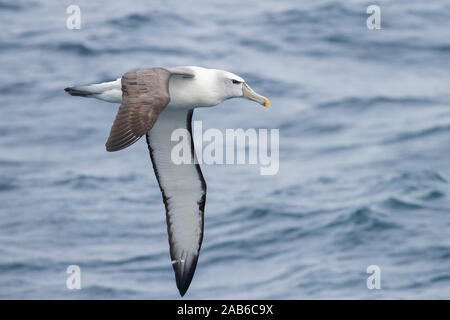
[105,143,115,152]
[178,285,188,297]
[64,87,91,97]
[175,265,195,297]
[105,135,141,152]
[172,254,199,297]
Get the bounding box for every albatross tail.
[64,78,122,103]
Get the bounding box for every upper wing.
[167,66,196,78]
[146,108,206,296]
[106,68,171,152]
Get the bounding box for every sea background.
[1,0,450,299]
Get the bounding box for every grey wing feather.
[167,67,195,78]
[106,68,171,152]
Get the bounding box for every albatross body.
[65,66,269,296]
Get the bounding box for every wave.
[317,96,437,110]
[0,180,17,192]
[382,124,450,144]
[52,174,136,190]
[327,207,400,232]
[420,190,445,201]
[382,197,424,210]
[0,261,48,272]
[264,3,361,28]
[106,11,193,29]
[39,42,196,57]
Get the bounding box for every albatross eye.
[231,79,241,84]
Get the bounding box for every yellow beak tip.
[264,98,270,108]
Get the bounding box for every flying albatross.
[65,66,269,296]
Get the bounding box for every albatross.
[64,66,269,296]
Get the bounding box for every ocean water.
[1,0,450,299]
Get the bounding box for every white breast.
[167,67,222,109]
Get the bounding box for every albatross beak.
[242,83,269,107]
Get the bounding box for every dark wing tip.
[105,135,141,152]
[105,143,122,152]
[172,253,199,297]
[64,87,91,97]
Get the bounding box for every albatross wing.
[146,108,206,296]
[106,68,171,152]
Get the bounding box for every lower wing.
[146,108,206,296]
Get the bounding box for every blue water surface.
[0,0,450,299]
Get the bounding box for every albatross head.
[168,66,269,108]
[214,69,270,108]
